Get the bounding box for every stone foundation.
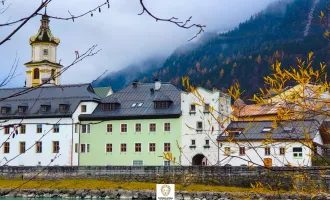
[0,188,328,200]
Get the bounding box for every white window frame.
[164,160,170,166]
[120,143,127,153]
[163,122,171,132]
[149,122,156,133]
[135,123,142,133]
[293,147,303,159]
[134,142,142,153]
[148,142,156,152]
[163,142,171,152]
[105,143,112,153]
[106,124,112,133]
[120,123,128,133]
[132,160,143,166]
[191,139,196,146]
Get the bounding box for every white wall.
[0,101,99,166]
[0,117,74,166]
[181,88,231,166]
[219,141,313,167]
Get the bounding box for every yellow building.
[24,11,61,87]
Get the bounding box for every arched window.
[33,68,40,79]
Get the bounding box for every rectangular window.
[81,105,87,113]
[293,147,303,158]
[80,144,86,153]
[59,105,68,113]
[121,124,127,133]
[43,49,48,55]
[149,143,156,152]
[135,123,141,132]
[197,122,203,130]
[204,103,210,112]
[149,123,156,132]
[75,143,78,153]
[18,106,27,114]
[53,124,59,133]
[53,141,59,153]
[4,127,9,134]
[36,141,42,153]
[191,140,196,145]
[81,124,90,133]
[164,123,170,132]
[121,143,127,152]
[205,139,210,145]
[40,105,48,112]
[1,107,8,114]
[75,124,78,133]
[106,143,112,152]
[265,147,271,156]
[133,160,143,166]
[164,160,170,166]
[239,147,245,156]
[103,103,117,111]
[87,144,90,153]
[107,124,112,133]
[19,142,25,153]
[20,125,26,134]
[37,124,42,133]
[3,142,9,153]
[280,147,285,155]
[224,147,230,156]
[164,143,171,152]
[190,104,196,112]
[154,102,169,109]
[135,143,141,152]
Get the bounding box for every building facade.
[0,84,100,166]
[79,81,182,166]
[181,88,231,166]
[218,120,325,167]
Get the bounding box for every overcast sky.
[0,0,276,88]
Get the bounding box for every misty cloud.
[0,0,276,87]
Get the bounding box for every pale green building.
[79,80,182,166]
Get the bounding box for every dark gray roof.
[80,82,181,120]
[218,120,321,141]
[0,83,100,119]
[152,92,172,102]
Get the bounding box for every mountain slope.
[96,0,329,99]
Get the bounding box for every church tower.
[24,10,62,87]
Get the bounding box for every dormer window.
[40,102,51,112]
[1,107,9,114]
[1,105,11,114]
[18,106,28,114]
[59,104,69,113]
[102,103,118,111]
[154,101,170,109]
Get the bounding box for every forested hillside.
[96,0,329,99]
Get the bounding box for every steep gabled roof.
[80,82,181,120]
[0,83,100,119]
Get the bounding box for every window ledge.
[189,145,196,149]
[189,111,196,115]
[203,145,210,149]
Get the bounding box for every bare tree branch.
[138,0,206,41]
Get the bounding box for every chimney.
[154,79,161,90]
[132,80,138,88]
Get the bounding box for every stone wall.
[0,166,329,190]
